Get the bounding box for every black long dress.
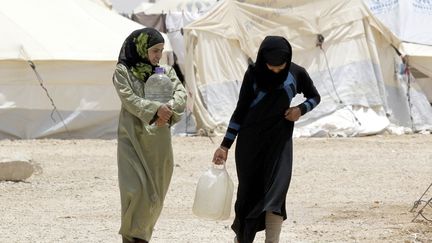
[221,63,320,243]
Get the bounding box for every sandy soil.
[0,134,431,243]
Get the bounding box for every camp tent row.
[0,0,172,139]
[182,0,432,137]
[138,0,217,14]
[1,0,431,139]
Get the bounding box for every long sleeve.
[294,65,321,115]
[113,64,162,124]
[165,65,187,124]
[221,69,256,149]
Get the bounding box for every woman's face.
[147,43,164,65]
[266,62,287,73]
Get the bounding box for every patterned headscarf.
[117,27,165,81]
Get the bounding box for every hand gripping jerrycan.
[145,66,173,104]
[192,163,234,220]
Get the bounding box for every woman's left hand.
[285,107,301,121]
[155,117,168,127]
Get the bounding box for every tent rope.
[316,34,361,127]
[410,182,432,222]
[404,57,415,130]
[20,46,72,138]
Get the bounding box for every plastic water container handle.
[212,161,226,170]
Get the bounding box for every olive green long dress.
[113,63,187,241]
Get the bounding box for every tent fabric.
[133,2,154,14]
[364,0,432,104]
[402,43,432,103]
[165,11,202,75]
[183,0,432,137]
[364,0,432,103]
[90,0,114,10]
[132,1,216,79]
[131,13,167,33]
[142,0,218,14]
[0,0,172,61]
[364,0,432,45]
[0,0,173,139]
[400,40,432,79]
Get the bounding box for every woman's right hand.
[285,106,301,121]
[155,117,167,127]
[212,146,228,165]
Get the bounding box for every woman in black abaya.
[212,36,321,243]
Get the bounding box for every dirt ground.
[0,134,431,243]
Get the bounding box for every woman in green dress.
[112,27,187,243]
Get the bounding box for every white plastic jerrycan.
[192,163,234,220]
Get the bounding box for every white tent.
[364,0,432,103]
[142,0,218,14]
[0,0,172,139]
[133,2,155,14]
[183,0,432,137]
[90,0,114,10]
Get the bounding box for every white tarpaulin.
[133,2,154,14]
[364,0,432,45]
[133,0,219,75]
[365,0,432,103]
[165,11,203,75]
[0,0,172,139]
[142,0,218,14]
[183,0,432,137]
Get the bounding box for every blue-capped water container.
[145,66,173,104]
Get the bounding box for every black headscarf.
[117,27,165,81]
[252,36,292,91]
